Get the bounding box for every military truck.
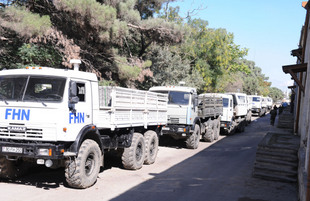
[249,95,265,116]
[149,86,222,149]
[219,93,248,135]
[0,60,168,188]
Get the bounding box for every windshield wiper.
[24,95,47,107]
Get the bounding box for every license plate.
[2,146,23,153]
[162,127,170,130]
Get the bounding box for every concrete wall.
[298,5,310,200]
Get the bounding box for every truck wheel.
[122,132,145,170]
[65,139,101,189]
[214,119,220,140]
[203,121,214,142]
[144,130,159,165]
[186,124,200,149]
[0,157,29,179]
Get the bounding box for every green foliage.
[269,87,284,102]
[176,18,249,92]
[116,56,141,81]
[17,43,62,67]
[146,45,204,88]
[240,59,271,96]
[1,6,51,37]
[99,79,116,86]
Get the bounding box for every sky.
[170,0,306,92]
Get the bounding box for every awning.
[282,63,307,92]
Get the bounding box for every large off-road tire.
[144,130,159,165]
[203,120,214,142]
[65,139,102,189]
[122,133,145,170]
[0,157,30,179]
[186,124,200,149]
[214,119,220,140]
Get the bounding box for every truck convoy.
[0,62,168,189]
[0,61,268,189]
[149,86,222,149]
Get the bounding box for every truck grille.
[169,118,179,124]
[0,126,43,139]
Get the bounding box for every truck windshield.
[168,91,190,105]
[223,98,229,107]
[151,90,190,105]
[252,97,261,102]
[237,95,246,104]
[0,75,66,102]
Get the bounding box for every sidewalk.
[249,111,299,201]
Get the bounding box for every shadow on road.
[108,115,297,201]
[0,166,65,190]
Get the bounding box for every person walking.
[270,105,278,126]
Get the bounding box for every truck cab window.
[24,77,66,102]
[223,98,229,107]
[76,83,85,102]
[168,91,190,105]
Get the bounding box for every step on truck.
[0,61,168,189]
[149,85,222,149]
[220,93,248,135]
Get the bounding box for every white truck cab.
[219,94,233,122]
[226,92,248,117]
[218,93,247,135]
[249,95,264,116]
[149,86,197,136]
[149,86,222,149]
[0,67,96,143]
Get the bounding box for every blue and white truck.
[0,60,168,188]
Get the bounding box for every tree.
[0,0,184,87]
[269,87,284,102]
[240,59,271,96]
[140,44,204,89]
[176,18,249,92]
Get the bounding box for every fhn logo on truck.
[5,109,30,120]
[69,112,85,124]
[0,60,168,189]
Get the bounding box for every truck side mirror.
[69,81,79,104]
[195,97,198,107]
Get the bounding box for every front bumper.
[220,121,232,130]
[161,125,192,139]
[0,140,67,160]
[251,108,261,113]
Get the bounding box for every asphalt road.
[0,115,298,201]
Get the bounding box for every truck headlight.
[38,148,52,156]
[178,128,186,132]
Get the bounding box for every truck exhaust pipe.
[70,59,82,71]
